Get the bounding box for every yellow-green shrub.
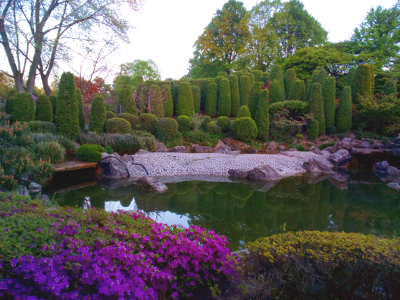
[118,113,138,129]
[177,115,191,132]
[105,118,131,134]
[216,116,230,132]
[77,144,104,162]
[139,113,158,132]
[155,118,179,142]
[35,95,53,122]
[105,111,116,120]
[232,117,258,142]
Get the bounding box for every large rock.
[228,169,249,178]
[99,156,129,179]
[221,138,251,152]
[312,148,323,155]
[192,144,212,153]
[387,166,400,176]
[387,181,400,191]
[277,145,286,151]
[328,149,352,167]
[169,146,187,153]
[248,164,282,181]
[136,177,168,193]
[213,140,226,152]
[266,141,277,152]
[28,182,42,194]
[303,158,334,174]
[40,194,51,206]
[372,140,384,149]
[373,161,389,173]
[156,142,168,152]
[13,185,29,196]
[215,145,232,154]
[329,172,350,190]
[332,138,352,152]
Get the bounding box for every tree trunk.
[26,31,43,94]
[40,71,52,95]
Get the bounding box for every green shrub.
[319,141,336,150]
[49,95,57,121]
[218,71,229,78]
[118,86,134,106]
[232,117,258,142]
[239,75,251,106]
[105,118,131,134]
[326,125,337,135]
[317,66,326,84]
[104,145,113,154]
[13,93,35,122]
[251,70,263,83]
[163,132,183,148]
[308,119,319,141]
[269,79,284,103]
[294,79,305,101]
[192,86,201,114]
[177,115,191,132]
[384,80,397,96]
[171,84,179,114]
[306,70,320,101]
[255,89,269,141]
[139,113,158,132]
[35,95,53,122]
[149,85,164,118]
[205,121,221,134]
[162,85,173,117]
[89,94,106,133]
[177,82,194,116]
[5,89,17,114]
[322,77,336,129]
[205,82,217,117]
[337,86,352,132]
[106,111,116,120]
[216,116,230,132]
[76,144,104,162]
[184,130,211,145]
[284,68,297,100]
[79,133,143,155]
[28,121,56,134]
[308,83,325,135]
[76,90,85,129]
[269,100,308,116]
[33,141,65,163]
[118,113,138,129]
[346,66,357,88]
[155,117,179,142]
[269,119,302,143]
[56,72,79,137]
[228,75,240,116]
[269,65,285,99]
[105,104,111,111]
[125,96,137,115]
[236,105,251,118]
[248,82,262,119]
[218,78,231,117]
[201,116,212,130]
[353,64,373,103]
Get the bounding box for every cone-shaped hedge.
[284,68,297,100]
[346,67,357,87]
[337,86,352,133]
[13,93,35,122]
[126,96,137,115]
[294,79,305,101]
[308,82,325,135]
[118,86,134,106]
[269,79,284,103]
[89,93,106,133]
[76,90,85,129]
[239,75,251,106]
[218,78,231,117]
[316,66,326,84]
[49,95,57,121]
[353,64,373,103]
[384,80,397,96]
[248,82,262,119]
[269,65,285,100]
[163,85,173,117]
[229,75,240,116]
[308,119,319,141]
[192,86,201,114]
[177,82,194,116]
[56,72,79,137]
[5,89,17,114]
[322,77,336,128]
[205,82,217,117]
[171,84,179,114]
[236,105,251,119]
[306,70,320,101]
[35,95,53,122]
[218,71,229,78]
[249,73,255,88]
[255,89,269,141]
[251,70,263,83]
[214,76,224,101]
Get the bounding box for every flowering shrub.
[0,196,238,299]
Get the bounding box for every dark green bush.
[205,82,217,117]
[284,68,296,100]
[269,65,285,100]
[306,70,320,101]
[308,119,319,141]
[216,116,230,132]
[76,90,85,129]
[33,141,65,163]
[28,121,56,134]
[105,118,131,134]
[308,83,325,135]
[177,82,194,116]
[236,105,251,119]
[118,86,134,106]
[104,145,113,154]
[353,64,373,104]
[106,111,116,120]
[13,92,35,122]
[163,85,173,117]
[5,89,16,114]
[105,104,111,111]
[205,121,221,135]
[269,79,285,103]
[163,132,183,148]
[255,89,269,141]
[79,133,143,155]
[76,144,104,162]
[317,66,327,84]
[384,80,397,96]
[177,115,191,132]
[239,75,251,106]
[192,86,201,114]
[118,113,138,129]
[89,94,106,134]
[218,78,231,117]
[251,70,263,83]
[126,97,137,115]
[35,95,53,122]
[149,85,164,118]
[155,117,179,142]
[184,130,211,145]
[201,116,212,130]
[294,79,305,101]
[232,117,258,142]
[49,95,57,121]
[269,119,302,143]
[322,77,336,128]
[139,113,158,132]
[229,75,240,116]
[248,82,261,119]
[337,86,352,132]
[269,100,308,116]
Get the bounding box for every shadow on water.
[44,171,400,251]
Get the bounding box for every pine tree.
[353,64,373,103]
[218,78,231,117]
[255,89,269,141]
[269,79,284,103]
[294,79,305,101]
[76,89,85,129]
[177,82,194,116]
[248,82,261,119]
[308,82,325,135]
[229,75,240,116]
[239,75,251,106]
[284,68,297,100]
[205,82,217,117]
[164,85,173,117]
[337,86,352,132]
[269,65,285,100]
[384,80,397,96]
[35,95,53,122]
[89,93,106,133]
[322,77,336,128]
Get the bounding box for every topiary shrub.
[155,117,179,142]
[205,82,217,117]
[118,86,134,106]
[118,113,138,129]
[337,86,352,132]
[205,121,221,135]
[248,82,262,119]
[353,64,373,104]
[201,116,212,130]
[236,105,251,119]
[105,104,111,112]
[126,97,137,115]
[228,75,240,116]
[251,70,263,83]
[307,119,319,141]
[139,113,158,132]
[322,76,336,129]
[89,94,106,134]
[163,85,173,117]
[13,92,35,122]
[177,82,194,116]
[218,78,231,117]
[268,100,308,116]
[106,111,116,120]
[49,95,57,121]
[28,121,56,134]
[232,117,258,142]
[76,89,85,129]
[35,95,53,122]
[269,65,285,100]
[316,66,327,84]
[308,82,325,135]
[177,115,191,132]
[216,116,230,132]
[384,80,397,96]
[284,68,297,100]
[33,141,65,163]
[5,89,17,114]
[104,145,113,154]
[306,70,320,101]
[269,79,285,103]
[294,79,305,101]
[192,86,201,114]
[76,144,104,162]
[255,89,269,141]
[105,118,131,134]
[239,75,251,106]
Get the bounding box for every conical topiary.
[5,89,17,114]
[236,105,251,119]
[337,86,352,133]
[322,77,336,129]
[205,82,217,117]
[269,79,284,103]
[308,119,319,141]
[218,78,231,117]
[177,82,194,116]
[192,85,201,114]
[35,95,53,122]
[308,82,325,135]
[76,89,85,129]
[284,68,297,100]
[163,85,173,117]
[229,75,240,116]
[13,92,35,122]
[239,75,251,106]
[89,93,106,133]
[306,70,320,101]
[255,89,269,141]
[294,79,305,101]
[353,64,373,104]
[269,65,285,100]
[248,82,262,119]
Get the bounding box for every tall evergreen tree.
[218,78,231,117]
[284,68,297,100]
[239,75,251,106]
[192,86,201,114]
[353,64,373,103]
[35,95,53,122]
[205,82,218,117]
[13,93,35,122]
[306,70,320,101]
[294,79,305,101]
[269,79,284,103]
[337,86,352,132]
[251,70,263,82]
[269,65,285,100]
[322,77,336,128]
[163,85,174,117]
[248,82,262,119]
[255,89,269,141]
[177,82,194,116]
[89,94,106,134]
[76,89,85,129]
[384,80,397,96]
[308,82,325,135]
[229,75,240,116]
[316,66,326,84]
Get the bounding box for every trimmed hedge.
[239,75,251,106]
[105,104,111,112]
[228,75,240,116]
[177,115,191,132]
[269,65,285,100]
[192,86,201,114]
[205,121,221,134]
[139,113,158,132]
[77,144,104,162]
[307,119,319,141]
[269,100,308,116]
[105,118,131,134]
[216,116,230,132]
[218,78,231,117]
[353,64,373,103]
[106,111,116,120]
[251,70,263,83]
[255,89,269,141]
[28,121,56,134]
[155,117,179,142]
[149,85,164,118]
[13,92,35,122]
[322,76,336,128]
[236,105,251,119]
[205,82,217,117]
[337,86,352,132]
[316,66,326,84]
[89,94,106,134]
[126,96,137,115]
[284,68,296,100]
[49,95,57,121]
[269,79,284,104]
[118,86,134,106]
[384,80,397,96]
[294,79,305,101]
[76,90,85,129]
[306,70,320,101]
[308,82,325,135]
[35,95,53,122]
[177,82,194,116]
[346,66,357,87]
[5,89,16,114]
[201,116,212,130]
[248,82,261,119]
[33,141,65,163]
[118,113,138,129]
[232,117,258,142]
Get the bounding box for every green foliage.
[79,133,144,155]
[228,75,240,116]
[218,71,229,78]
[319,141,336,150]
[248,82,261,118]
[155,118,179,142]
[56,72,79,137]
[105,118,131,134]
[269,119,302,143]
[177,115,191,132]
[216,116,230,132]
[251,70,263,82]
[163,85,174,117]
[232,117,258,142]
[255,89,269,141]
[105,104,111,112]
[28,121,56,134]
[76,144,104,162]
[239,75,251,106]
[269,79,284,103]
[49,95,57,121]
[184,130,211,145]
[307,119,319,141]
[346,66,357,88]
[284,68,297,100]
[269,100,308,116]
[5,89,16,114]
[205,121,222,134]
[192,86,201,114]
[33,141,65,163]
[118,113,138,129]
[308,83,325,135]
[13,93,35,122]
[201,115,212,130]
[337,86,352,133]
[89,94,106,134]
[236,105,251,118]
[104,145,113,154]
[322,76,336,128]
[294,79,305,101]
[306,70,320,101]
[177,82,194,116]
[76,90,85,129]
[384,80,397,96]
[353,64,373,104]
[218,78,231,117]
[106,111,116,120]
[139,113,158,132]
[269,65,285,100]
[316,66,326,84]
[163,132,183,148]
[35,95,53,122]
[171,83,179,114]
[205,82,218,117]
[125,96,137,115]
[118,86,134,106]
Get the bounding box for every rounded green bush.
[28,121,56,134]
[13,92,35,122]
[232,117,258,142]
[33,141,65,163]
[205,121,222,134]
[308,119,319,141]
[248,82,262,118]
[337,86,352,133]
[35,95,53,122]
[177,82,194,116]
[192,86,201,114]
[106,111,116,120]
[201,116,212,130]
[236,105,251,119]
[205,82,217,117]
[118,113,138,129]
[5,89,17,114]
[239,75,251,106]
[89,94,106,134]
[255,89,269,141]
[104,145,113,154]
[177,115,191,132]
[251,70,263,83]
[155,118,179,142]
[229,75,240,116]
[139,113,158,132]
[105,118,131,134]
[49,95,57,121]
[77,144,104,162]
[217,116,230,132]
[218,78,231,117]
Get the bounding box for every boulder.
[277,145,286,151]
[156,142,168,152]
[228,169,249,179]
[248,148,258,154]
[13,185,29,196]
[40,194,51,206]
[169,146,187,153]
[387,181,400,191]
[373,161,389,173]
[101,152,109,159]
[221,138,251,152]
[312,148,323,155]
[192,144,212,153]
[213,140,226,152]
[310,146,317,151]
[136,149,149,155]
[215,145,232,154]
[248,164,282,181]
[360,141,373,148]
[136,177,168,193]
[372,140,384,149]
[332,138,352,152]
[303,158,334,174]
[387,166,400,176]
[99,156,129,179]
[119,154,132,165]
[28,182,42,194]
[266,141,277,152]
[329,172,349,190]
[328,149,352,167]
[288,148,298,152]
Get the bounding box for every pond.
[44,169,400,251]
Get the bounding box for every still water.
[44,170,400,251]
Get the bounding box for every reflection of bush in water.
[229,183,254,200]
[215,183,228,195]
[175,181,197,195]
[169,187,199,215]
[158,183,176,199]
[197,182,210,194]
[204,182,220,189]
[213,192,227,219]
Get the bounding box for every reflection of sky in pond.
[104,199,137,212]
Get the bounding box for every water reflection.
[47,174,400,250]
